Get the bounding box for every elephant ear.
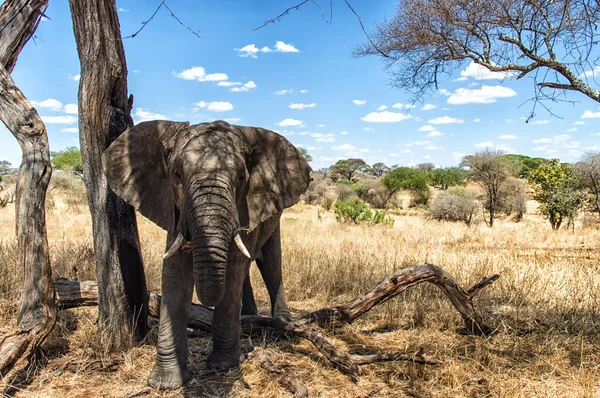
[236,126,312,232]
[102,120,190,231]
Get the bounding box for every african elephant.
[102,120,311,388]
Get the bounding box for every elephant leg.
[241,272,258,316]
[207,252,249,370]
[255,224,292,322]
[148,232,194,389]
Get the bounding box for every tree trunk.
[68,0,147,350]
[0,0,55,378]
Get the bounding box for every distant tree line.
[302,148,600,231]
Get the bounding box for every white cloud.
[275,89,292,95]
[340,131,349,135]
[134,108,167,123]
[118,7,129,12]
[361,111,412,123]
[565,127,578,132]
[553,134,571,142]
[581,65,600,78]
[31,99,63,111]
[421,103,437,111]
[403,140,432,147]
[69,74,80,81]
[533,138,553,144]
[196,101,234,112]
[505,119,514,123]
[289,102,317,110]
[300,89,308,93]
[363,127,372,132]
[475,141,494,148]
[311,133,335,142]
[63,103,78,114]
[425,145,445,150]
[218,81,241,87]
[174,66,228,82]
[353,100,367,106]
[418,125,435,132]
[584,146,600,150]
[392,103,404,109]
[235,44,260,58]
[41,115,78,124]
[447,85,517,105]
[274,41,299,52]
[581,110,600,119]
[236,41,299,57]
[60,127,78,133]
[530,120,550,125]
[438,89,451,96]
[276,118,303,127]
[224,118,241,123]
[316,124,325,128]
[574,121,585,125]
[377,105,387,111]
[459,61,517,80]
[230,81,257,92]
[473,118,481,123]
[426,130,444,137]
[499,134,518,140]
[332,144,356,151]
[428,116,464,124]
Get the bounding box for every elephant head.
[102,120,311,307]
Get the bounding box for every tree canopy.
[358,0,600,108]
[529,158,583,230]
[331,158,368,181]
[461,150,515,226]
[51,146,83,174]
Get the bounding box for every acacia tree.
[381,166,429,206]
[461,150,514,227]
[358,0,600,111]
[429,167,468,191]
[331,158,368,181]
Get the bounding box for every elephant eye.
[238,174,245,182]
[174,171,182,183]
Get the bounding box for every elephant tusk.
[234,234,251,259]
[163,233,185,260]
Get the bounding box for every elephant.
[102,119,312,389]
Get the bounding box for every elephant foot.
[207,347,245,371]
[147,364,190,389]
[273,307,292,322]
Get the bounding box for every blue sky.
[2,0,600,170]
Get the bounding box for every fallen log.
[54,264,498,374]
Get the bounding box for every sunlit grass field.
[1,177,599,397]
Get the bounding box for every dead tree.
[55,264,499,374]
[68,0,148,349]
[0,0,55,378]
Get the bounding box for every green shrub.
[334,198,394,225]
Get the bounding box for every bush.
[334,198,394,225]
[409,187,431,208]
[427,188,481,226]
[497,178,527,222]
[302,179,327,205]
[336,184,357,201]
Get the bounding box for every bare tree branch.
[356,0,600,110]
[123,0,200,40]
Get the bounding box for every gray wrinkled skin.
[101,120,311,389]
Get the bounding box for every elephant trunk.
[187,182,237,307]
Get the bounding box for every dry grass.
[1,177,600,397]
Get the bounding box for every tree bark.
[0,0,55,379]
[54,264,499,373]
[68,0,147,350]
